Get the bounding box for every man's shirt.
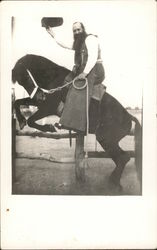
[83,35,99,75]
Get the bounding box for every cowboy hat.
[41,17,63,28]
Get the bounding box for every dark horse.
[12,54,142,189]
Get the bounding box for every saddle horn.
[41,17,63,28]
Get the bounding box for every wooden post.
[12,118,16,185]
[75,133,86,182]
[12,88,16,186]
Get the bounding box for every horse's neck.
[17,54,71,92]
[48,69,70,89]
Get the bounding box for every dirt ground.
[13,157,140,195]
[12,113,141,195]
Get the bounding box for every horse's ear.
[41,17,63,28]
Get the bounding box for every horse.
[12,54,142,190]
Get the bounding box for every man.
[47,22,105,182]
[46,22,132,187]
[46,22,105,132]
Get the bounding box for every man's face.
[72,22,86,51]
[73,23,83,36]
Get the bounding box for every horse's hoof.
[19,119,27,130]
[108,177,123,193]
[40,124,56,133]
[46,124,57,133]
[48,124,57,133]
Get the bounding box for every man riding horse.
[46,21,105,131]
[12,19,141,190]
[45,21,132,188]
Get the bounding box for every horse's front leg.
[14,97,36,130]
[27,108,56,133]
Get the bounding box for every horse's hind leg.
[27,109,56,132]
[97,139,130,189]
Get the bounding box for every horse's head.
[12,60,33,92]
[12,54,71,106]
[12,62,24,84]
[12,58,46,102]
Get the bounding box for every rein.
[27,68,85,95]
[27,69,75,95]
[27,69,73,95]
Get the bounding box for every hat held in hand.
[41,17,63,28]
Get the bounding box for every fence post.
[12,87,16,186]
[75,133,86,182]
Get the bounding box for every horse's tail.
[130,114,142,193]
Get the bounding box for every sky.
[11,0,156,108]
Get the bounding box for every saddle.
[56,94,103,134]
[92,84,106,101]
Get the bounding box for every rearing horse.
[12,54,70,132]
[12,54,142,189]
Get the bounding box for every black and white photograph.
[1,0,157,249]
[11,3,144,196]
